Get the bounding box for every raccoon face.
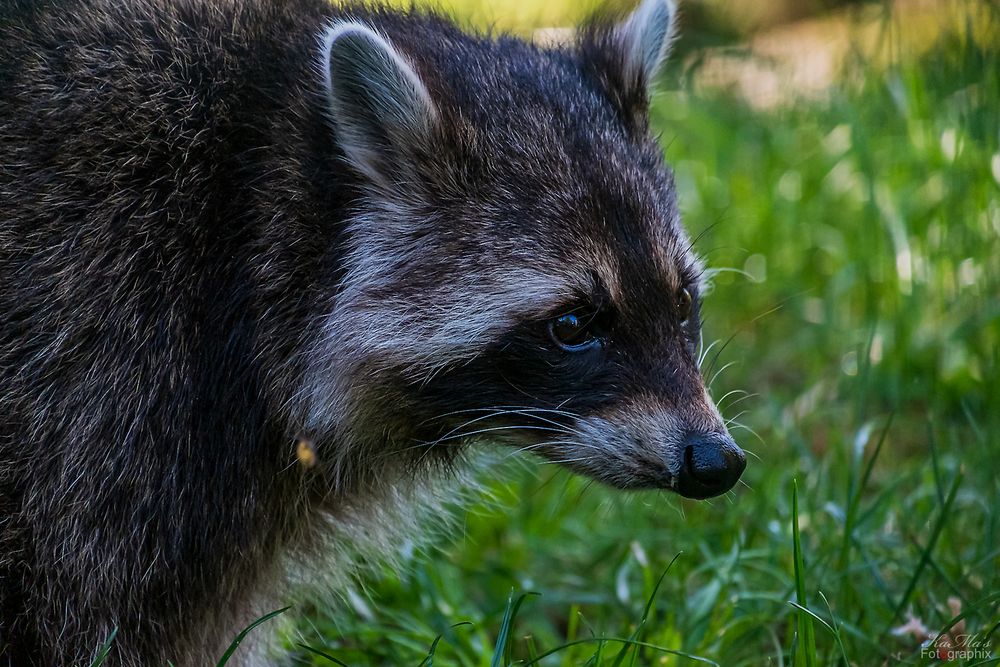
[311,0,745,499]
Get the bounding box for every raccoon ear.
[321,22,438,188]
[616,0,678,85]
[579,0,678,129]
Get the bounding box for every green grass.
[281,3,1000,665]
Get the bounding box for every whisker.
[728,421,765,447]
[724,410,749,428]
[502,437,607,461]
[430,423,564,447]
[708,359,740,388]
[715,388,749,408]
[416,405,582,428]
[425,405,582,446]
[685,220,723,256]
[429,410,527,444]
[720,391,759,412]
[700,266,756,283]
[704,331,740,381]
[544,456,595,466]
[698,339,721,369]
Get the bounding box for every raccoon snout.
[675,433,746,499]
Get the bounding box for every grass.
[277,2,1000,665]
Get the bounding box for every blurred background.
[286,1,1000,664]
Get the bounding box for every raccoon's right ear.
[579,0,678,131]
[320,22,438,189]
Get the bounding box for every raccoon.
[0,0,746,664]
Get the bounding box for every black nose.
[676,433,746,499]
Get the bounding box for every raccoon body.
[0,0,745,664]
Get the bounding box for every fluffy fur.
[0,0,742,664]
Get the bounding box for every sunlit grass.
[333,0,604,34]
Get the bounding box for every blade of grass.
[821,591,851,665]
[417,636,444,667]
[792,479,818,667]
[886,469,963,631]
[297,643,352,666]
[837,415,894,634]
[857,413,893,495]
[216,607,289,666]
[610,551,683,667]
[522,637,720,667]
[839,415,893,571]
[418,621,473,667]
[88,627,118,667]
[491,590,539,667]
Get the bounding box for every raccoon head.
[307,0,745,500]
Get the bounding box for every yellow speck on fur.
[296,438,318,469]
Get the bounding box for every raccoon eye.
[677,288,693,322]
[549,312,601,352]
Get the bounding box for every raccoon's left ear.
[320,22,438,190]
[580,0,678,129]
